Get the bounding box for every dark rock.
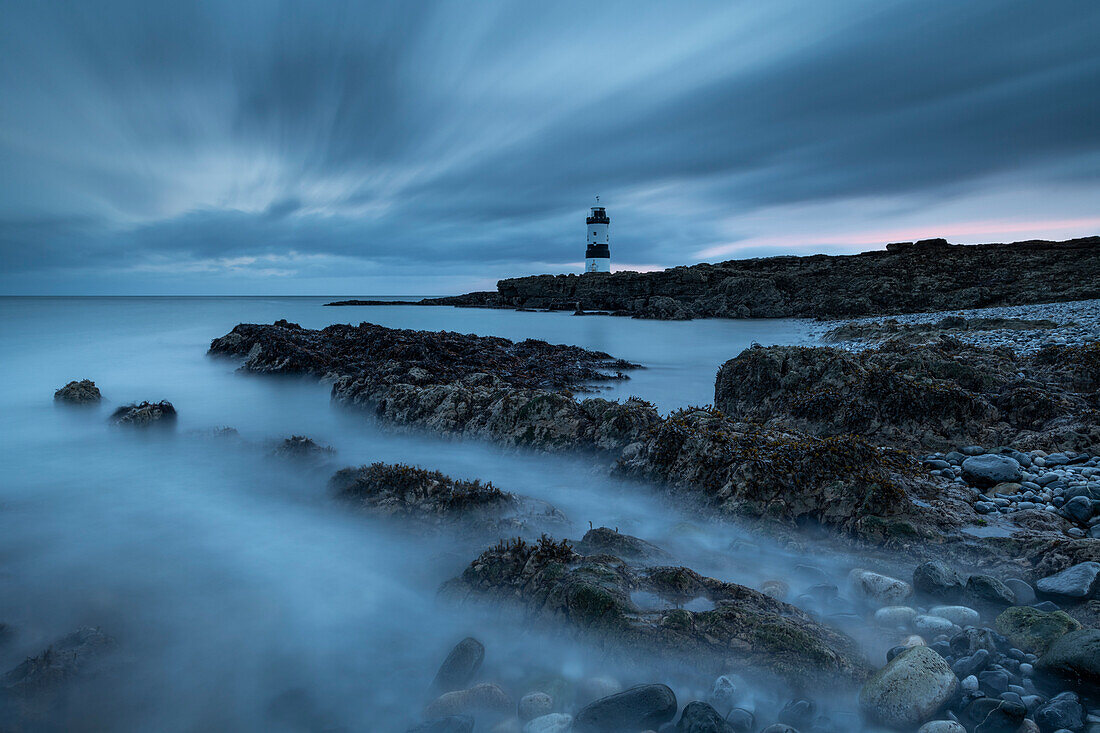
[978,668,1010,695]
[951,627,1003,656]
[0,626,114,719]
[573,683,677,732]
[406,716,474,733]
[725,708,754,733]
[53,379,101,404]
[1035,629,1100,691]
[575,527,673,565]
[953,649,991,678]
[1034,692,1084,733]
[962,455,1024,488]
[429,638,484,695]
[271,435,335,459]
[110,400,176,426]
[1005,579,1038,606]
[676,701,736,732]
[966,575,1016,608]
[1035,562,1100,600]
[914,561,966,600]
[1063,496,1096,523]
[975,701,1027,733]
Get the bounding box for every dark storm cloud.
[1,0,1098,293]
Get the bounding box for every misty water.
[1,297,880,731]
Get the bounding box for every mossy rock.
[994,606,1081,654]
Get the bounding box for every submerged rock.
[572,683,677,733]
[858,645,959,729]
[53,379,101,404]
[110,400,176,426]
[270,435,335,459]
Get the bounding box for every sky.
[1,0,1098,295]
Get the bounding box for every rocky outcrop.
[53,379,101,404]
[396,237,1100,320]
[330,462,567,536]
[614,407,967,542]
[209,321,658,452]
[442,536,871,689]
[822,316,1059,344]
[713,340,1100,453]
[109,400,176,426]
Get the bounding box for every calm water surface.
[0,297,866,731]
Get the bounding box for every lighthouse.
[584,197,610,273]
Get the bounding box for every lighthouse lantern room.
[584,196,610,273]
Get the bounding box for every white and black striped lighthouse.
[584,197,610,273]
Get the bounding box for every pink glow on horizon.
[697,216,1100,260]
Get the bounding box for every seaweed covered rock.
[331,462,566,536]
[994,606,1081,654]
[615,407,957,541]
[110,400,176,427]
[210,321,659,452]
[53,379,101,404]
[714,341,1100,452]
[443,536,870,688]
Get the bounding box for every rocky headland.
[327,236,1100,321]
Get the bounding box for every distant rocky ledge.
[327,236,1100,320]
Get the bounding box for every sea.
[0,296,869,731]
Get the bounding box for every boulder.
[53,379,101,404]
[424,683,510,719]
[995,606,1082,654]
[677,701,737,732]
[430,638,485,695]
[1035,628,1100,690]
[962,455,1023,488]
[1035,561,1100,600]
[574,527,672,564]
[1034,692,1084,733]
[965,575,1016,608]
[913,561,966,601]
[858,646,959,728]
[850,569,913,606]
[572,684,677,733]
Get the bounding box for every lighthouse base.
[584,257,610,273]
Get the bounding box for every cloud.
[0,0,1098,293]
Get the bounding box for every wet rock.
[575,527,672,564]
[53,379,101,404]
[929,606,980,627]
[518,692,552,723]
[918,722,967,733]
[110,400,176,426]
[874,606,918,628]
[429,638,485,695]
[995,607,1082,654]
[572,684,677,733]
[446,538,871,687]
[858,646,959,728]
[975,701,1026,733]
[965,575,1016,608]
[523,713,571,733]
[849,569,913,605]
[1034,692,1084,733]
[1035,629,1100,690]
[914,561,966,601]
[407,716,474,733]
[1035,562,1100,600]
[424,683,511,719]
[676,701,737,732]
[962,455,1024,488]
[0,626,114,722]
[708,675,738,712]
[271,435,335,459]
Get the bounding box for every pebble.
[523,713,571,733]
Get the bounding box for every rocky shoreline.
[327,236,1100,321]
[199,302,1100,732]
